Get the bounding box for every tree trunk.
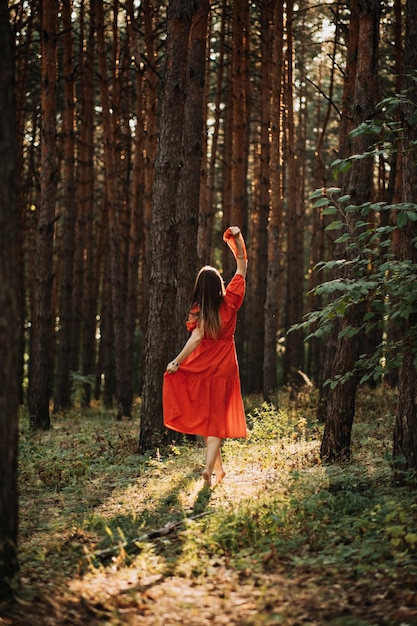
[320,0,381,462]
[263,0,284,401]
[141,0,159,335]
[230,0,250,369]
[139,0,193,453]
[0,0,19,595]
[317,1,361,422]
[175,0,209,349]
[198,0,228,266]
[96,0,131,418]
[392,0,417,477]
[72,0,96,401]
[283,0,305,386]
[54,0,76,412]
[28,0,58,429]
[307,6,339,386]
[14,5,34,405]
[245,0,273,394]
[126,0,145,401]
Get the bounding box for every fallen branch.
[86,511,212,562]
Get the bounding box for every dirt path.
[3,452,416,626]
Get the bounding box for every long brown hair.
[189,265,225,339]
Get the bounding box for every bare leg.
[214,448,225,484]
[202,436,222,486]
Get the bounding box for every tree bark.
[126,0,145,401]
[229,0,250,367]
[320,0,381,462]
[284,0,305,386]
[392,0,417,477]
[263,0,284,401]
[139,0,194,453]
[141,0,159,335]
[198,0,228,266]
[175,0,209,351]
[245,0,273,394]
[54,0,76,412]
[96,0,132,418]
[0,0,19,595]
[28,0,58,429]
[317,0,360,422]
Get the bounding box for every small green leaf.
[334,234,352,244]
[396,211,408,228]
[309,188,324,200]
[327,187,342,194]
[313,197,330,208]
[322,206,338,215]
[325,220,344,231]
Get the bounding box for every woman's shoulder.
[226,273,245,291]
[223,273,245,309]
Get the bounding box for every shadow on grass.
[88,464,213,567]
[191,482,212,515]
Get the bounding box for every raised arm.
[226,226,248,278]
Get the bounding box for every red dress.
[163,273,247,439]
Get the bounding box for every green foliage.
[301,187,417,385]
[294,87,417,388]
[246,401,317,443]
[69,370,96,404]
[13,390,417,624]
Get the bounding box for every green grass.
[5,387,417,625]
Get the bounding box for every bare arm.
[228,226,248,278]
[166,326,203,373]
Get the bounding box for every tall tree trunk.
[175,0,209,349]
[230,0,249,229]
[80,1,98,408]
[54,0,76,412]
[320,0,381,462]
[96,0,131,418]
[28,0,58,429]
[126,0,145,401]
[0,0,19,595]
[246,0,273,393]
[13,5,34,405]
[263,0,284,401]
[283,0,305,386]
[198,0,228,266]
[230,0,250,370]
[72,0,96,399]
[317,0,360,423]
[308,6,340,386]
[139,0,193,453]
[141,0,159,333]
[392,0,417,478]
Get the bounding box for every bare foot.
[202,469,212,487]
[215,469,226,484]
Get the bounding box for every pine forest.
[1,0,417,620]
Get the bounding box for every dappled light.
[1,388,416,625]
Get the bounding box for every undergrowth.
[10,386,417,625]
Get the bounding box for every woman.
[163,226,248,487]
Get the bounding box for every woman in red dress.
[163,226,248,487]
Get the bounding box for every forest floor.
[1,387,417,626]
